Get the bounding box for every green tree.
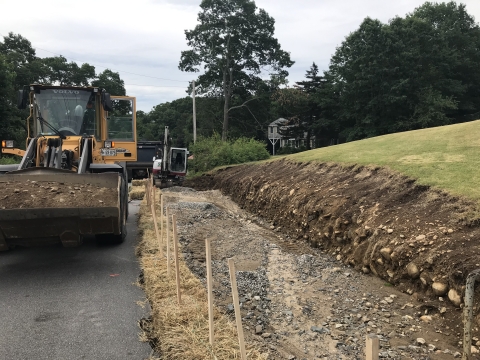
[40,55,95,86]
[179,0,294,141]
[322,1,480,141]
[272,88,309,145]
[137,96,226,147]
[0,33,42,144]
[0,33,40,89]
[409,1,480,123]
[0,33,129,147]
[92,69,126,95]
[272,63,326,150]
[0,54,15,141]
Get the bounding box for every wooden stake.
[152,182,155,203]
[151,202,163,257]
[172,214,181,305]
[145,180,151,206]
[160,194,164,246]
[150,177,154,205]
[166,207,171,276]
[205,238,214,345]
[366,334,379,360]
[228,258,246,360]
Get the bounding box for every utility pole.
[192,80,197,144]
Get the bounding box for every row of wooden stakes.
[144,180,250,358]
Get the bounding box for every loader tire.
[111,210,127,244]
[96,174,128,245]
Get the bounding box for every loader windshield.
[34,89,97,137]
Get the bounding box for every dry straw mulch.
[132,179,146,187]
[129,187,146,200]
[135,191,268,359]
[129,179,147,200]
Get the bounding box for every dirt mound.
[186,160,480,308]
[0,180,118,209]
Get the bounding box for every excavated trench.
[185,159,480,321]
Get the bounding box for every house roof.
[269,118,288,126]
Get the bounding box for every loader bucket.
[0,169,121,250]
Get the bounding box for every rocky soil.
[161,183,480,360]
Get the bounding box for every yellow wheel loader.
[0,84,138,250]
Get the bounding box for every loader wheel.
[96,175,128,245]
[112,210,127,244]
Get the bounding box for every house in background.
[267,118,315,154]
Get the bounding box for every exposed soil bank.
[185,160,480,311]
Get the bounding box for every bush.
[0,156,20,165]
[276,145,307,155]
[189,134,270,173]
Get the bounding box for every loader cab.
[102,96,137,161]
[29,86,102,138]
[19,85,137,168]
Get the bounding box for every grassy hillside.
[286,120,480,201]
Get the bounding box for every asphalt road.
[0,201,151,360]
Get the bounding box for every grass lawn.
[285,120,480,201]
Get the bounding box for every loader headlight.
[1,140,14,148]
[104,141,115,148]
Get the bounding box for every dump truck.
[126,140,162,181]
[0,84,138,250]
[152,126,188,187]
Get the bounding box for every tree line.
[0,32,126,146]
[2,1,480,154]
[144,1,480,152]
[318,1,480,142]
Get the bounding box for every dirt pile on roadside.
[185,160,480,309]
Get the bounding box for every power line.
[125,83,187,89]
[0,32,188,84]
[1,33,291,94]
[34,45,188,83]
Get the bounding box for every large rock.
[380,247,392,260]
[420,315,432,322]
[432,282,448,296]
[406,262,420,279]
[448,289,462,307]
[420,272,432,286]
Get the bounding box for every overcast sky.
[1,0,479,112]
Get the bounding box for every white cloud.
[1,0,479,111]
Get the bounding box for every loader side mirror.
[17,87,29,109]
[102,93,113,112]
